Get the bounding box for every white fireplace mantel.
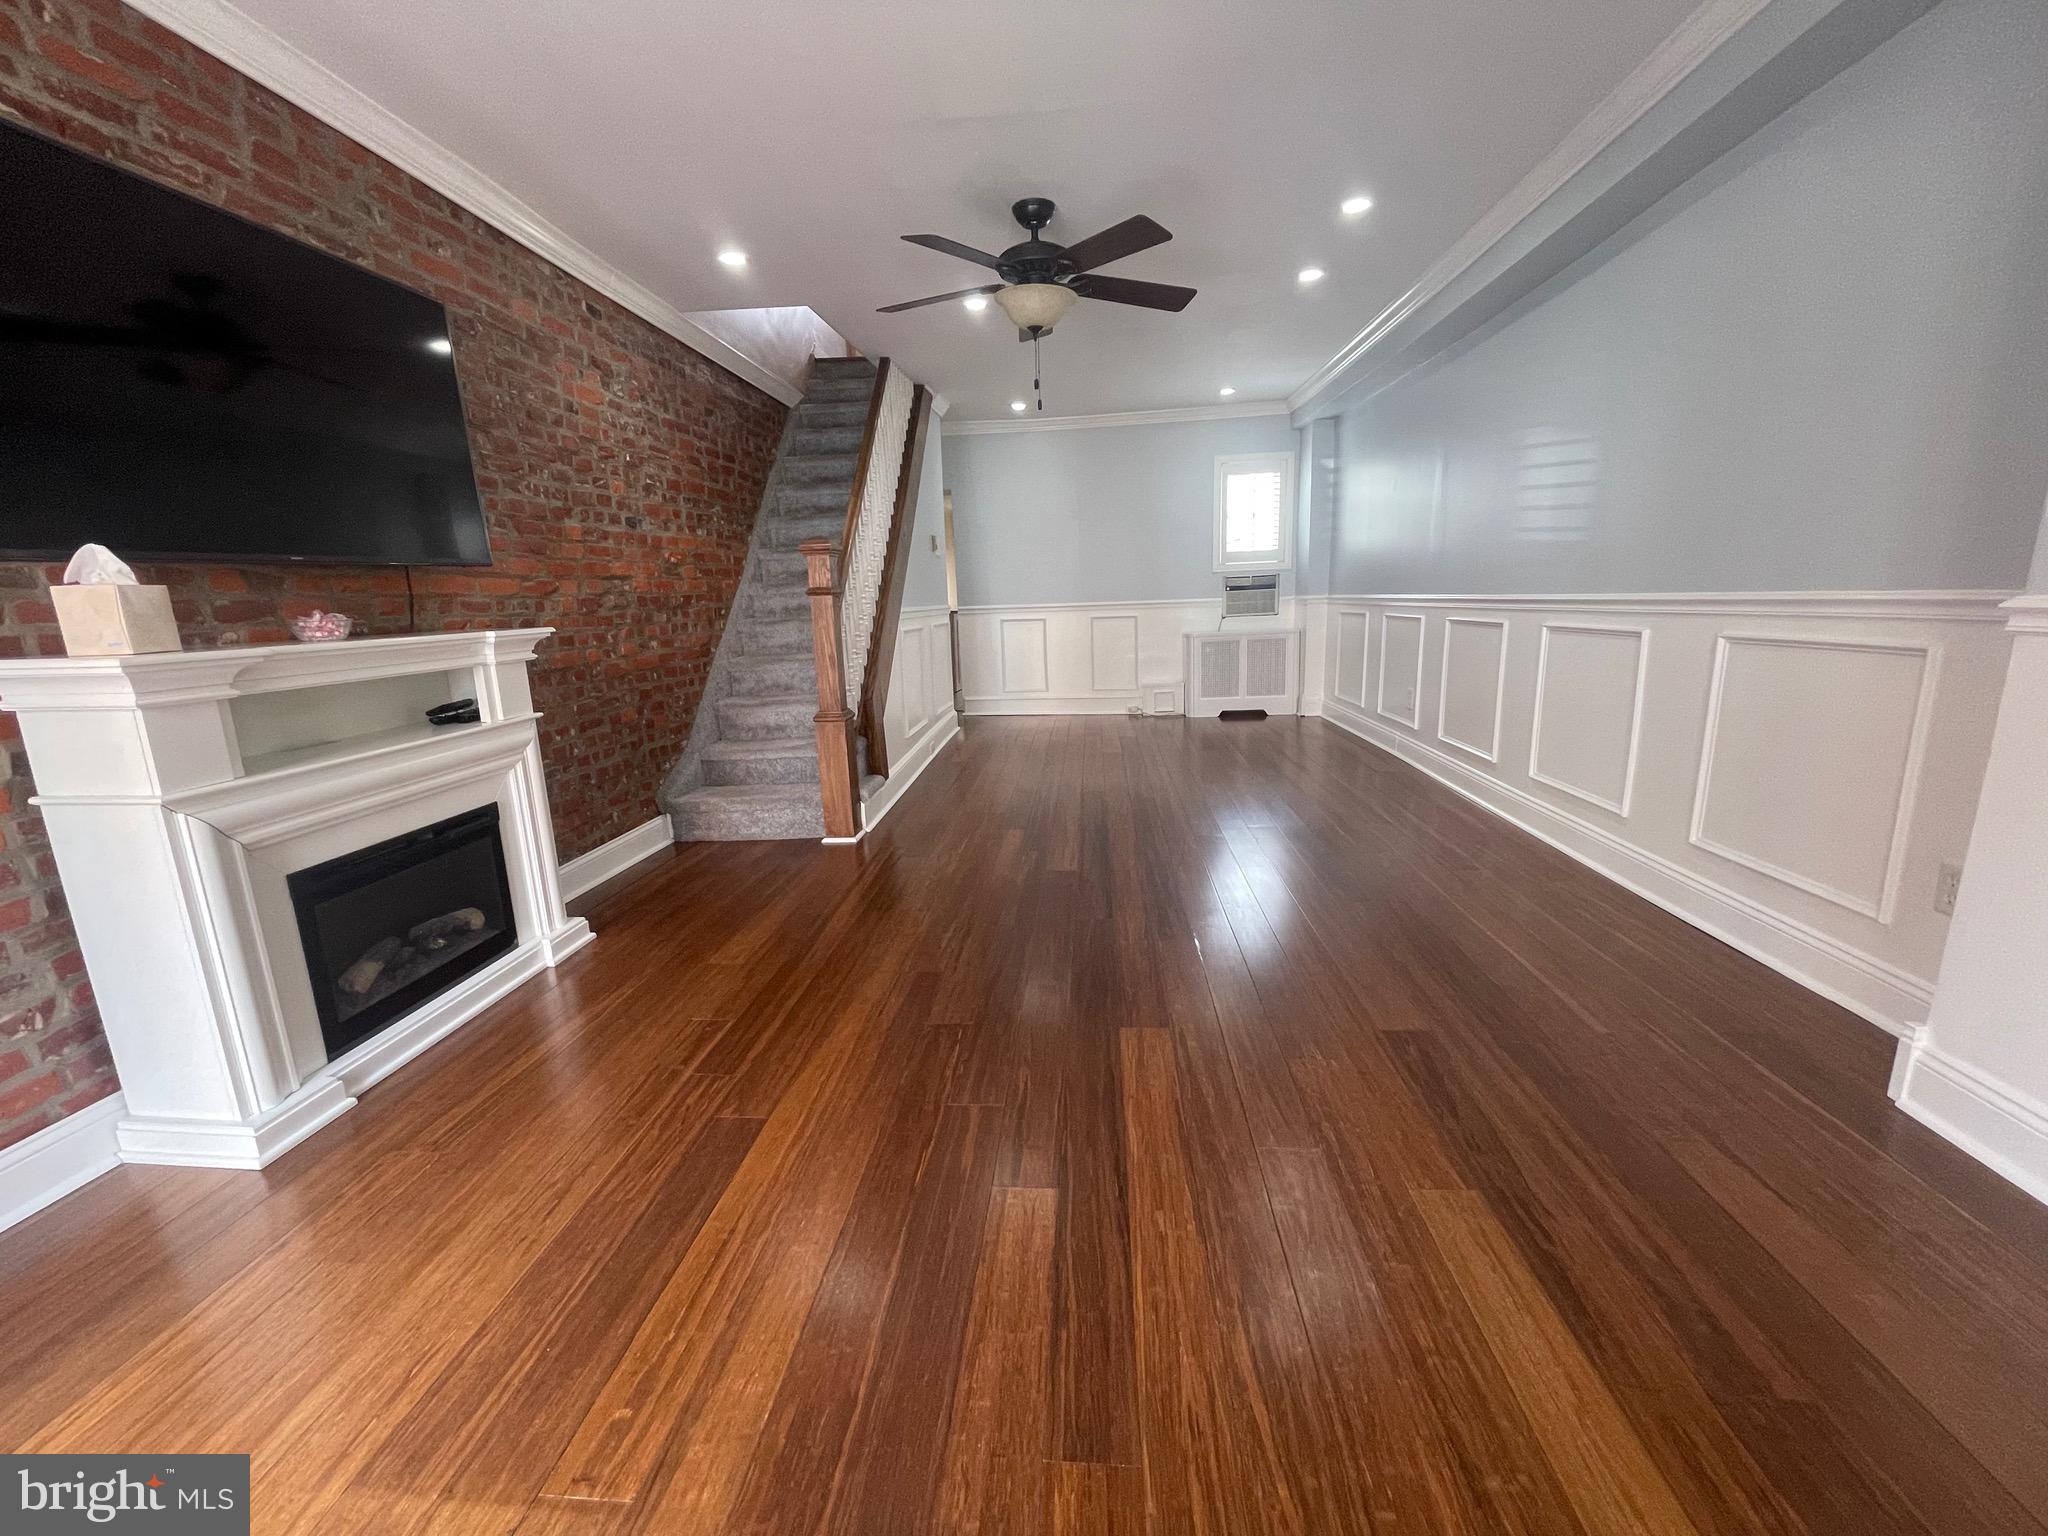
[0,628,593,1167]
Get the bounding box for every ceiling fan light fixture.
[992,282,1078,335]
[963,294,989,312]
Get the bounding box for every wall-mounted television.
[0,119,490,566]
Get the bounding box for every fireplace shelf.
[237,716,515,783]
[0,629,593,1169]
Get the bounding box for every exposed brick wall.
[0,0,788,1149]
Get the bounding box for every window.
[1213,452,1295,571]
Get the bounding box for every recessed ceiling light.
[1010,400,1028,412]
[1340,195,1374,217]
[1297,267,1325,285]
[1218,386,1237,397]
[424,337,453,356]
[717,248,748,268]
[963,294,989,312]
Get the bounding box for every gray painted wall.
[902,412,950,611]
[944,414,1299,607]
[1329,0,2048,596]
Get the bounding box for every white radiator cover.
[1184,628,1302,717]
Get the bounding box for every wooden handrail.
[829,357,893,595]
[859,385,932,777]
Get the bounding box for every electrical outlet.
[1934,860,1964,916]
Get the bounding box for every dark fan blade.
[901,233,1005,269]
[877,285,1004,313]
[1068,273,1197,312]
[1059,215,1171,274]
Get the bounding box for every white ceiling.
[211,0,1703,420]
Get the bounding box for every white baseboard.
[559,814,673,901]
[117,1076,355,1170]
[1891,1031,2048,1204]
[862,715,960,831]
[0,1091,127,1234]
[1320,699,1931,1036]
[965,695,1144,716]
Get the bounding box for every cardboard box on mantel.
[50,582,182,656]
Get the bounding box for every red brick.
[0,1068,63,1123]
[0,0,785,1126]
[35,33,144,99]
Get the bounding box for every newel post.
[799,537,861,839]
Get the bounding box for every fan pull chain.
[1033,330,1044,412]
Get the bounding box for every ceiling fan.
[879,197,1196,332]
[877,198,1196,410]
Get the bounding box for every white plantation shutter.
[1213,452,1294,570]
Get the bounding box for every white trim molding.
[122,0,803,406]
[1688,634,1938,922]
[944,401,1290,436]
[1323,698,1934,1034]
[1375,612,1427,728]
[1287,0,1942,418]
[1319,590,2018,621]
[1528,622,1649,818]
[958,598,1302,718]
[1303,591,2012,1041]
[1437,616,1509,763]
[1892,1029,2048,1205]
[862,715,961,831]
[560,814,675,902]
[0,1092,127,1234]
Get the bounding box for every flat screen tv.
[0,119,490,566]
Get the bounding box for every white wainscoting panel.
[1691,635,1935,921]
[1334,610,1370,707]
[1090,615,1141,693]
[1312,592,2015,1038]
[865,606,959,834]
[1529,623,1648,816]
[959,600,1304,716]
[1377,612,1426,727]
[999,618,1049,695]
[1438,617,1507,762]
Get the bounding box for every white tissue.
[62,544,139,586]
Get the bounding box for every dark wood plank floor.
[6,716,2048,1535]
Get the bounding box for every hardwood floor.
[5,716,2047,1535]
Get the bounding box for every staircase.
[661,357,878,840]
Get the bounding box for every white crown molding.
[1319,590,2020,623]
[943,401,1291,436]
[1286,0,1937,420]
[1287,0,1768,416]
[122,0,804,408]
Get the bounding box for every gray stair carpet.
[661,356,876,841]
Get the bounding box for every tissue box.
[50,583,182,656]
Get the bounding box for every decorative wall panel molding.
[1304,592,2013,1038]
[959,600,1304,716]
[1690,634,1936,920]
[1090,616,1142,693]
[1377,613,1426,727]
[999,618,1050,696]
[1334,611,1371,707]
[1530,623,1649,816]
[1438,617,1508,762]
